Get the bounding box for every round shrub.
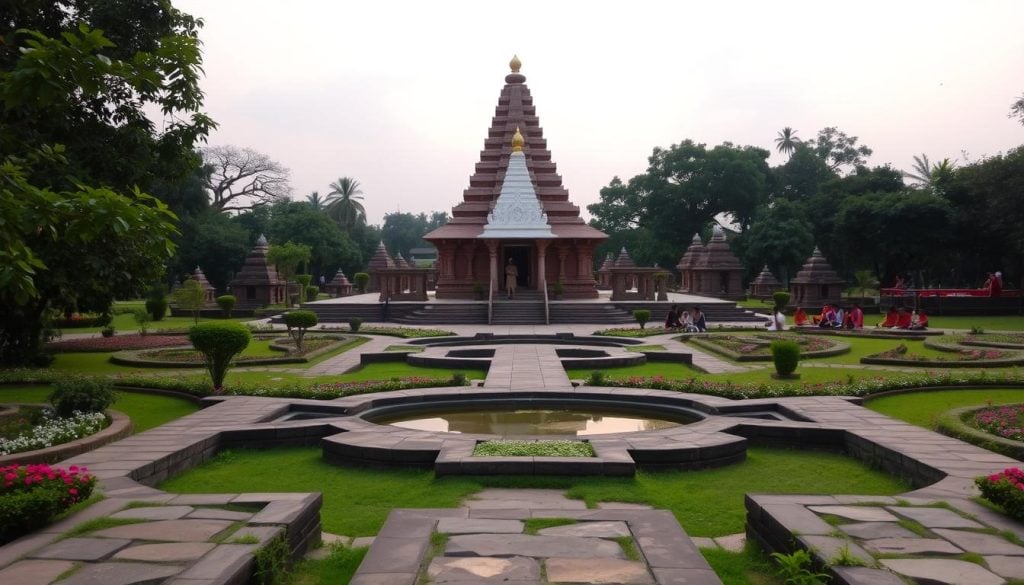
[772,291,791,311]
[296,274,313,289]
[49,378,117,417]
[353,272,370,294]
[100,325,115,338]
[216,295,236,317]
[633,309,651,329]
[305,285,319,302]
[349,317,363,332]
[976,468,1024,521]
[188,322,252,391]
[770,339,801,376]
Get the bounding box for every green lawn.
[62,313,254,335]
[703,545,781,585]
[866,388,1024,428]
[926,315,1024,331]
[160,446,906,538]
[0,385,198,433]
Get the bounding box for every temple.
[423,56,607,299]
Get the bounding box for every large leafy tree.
[325,177,367,230]
[382,211,449,261]
[807,127,873,173]
[739,199,815,285]
[268,201,362,282]
[171,211,250,292]
[0,2,211,364]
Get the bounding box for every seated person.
[910,311,929,330]
[766,309,786,331]
[793,307,809,327]
[691,306,707,332]
[818,304,838,328]
[842,310,854,329]
[833,306,845,329]
[851,304,864,329]
[878,307,898,328]
[665,305,682,329]
[895,307,912,329]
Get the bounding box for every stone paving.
[483,345,573,390]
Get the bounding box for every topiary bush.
[0,464,96,544]
[48,378,117,418]
[145,285,168,321]
[633,309,651,329]
[188,322,252,392]
[216,295,236,318]
[772,291,791,311]
[354,272,370,294]
[349,317,363,332]
[283,310,318,351]
[770,339,801,376]
[100,325,115,338]
[305,286,319,302]
[296,274,312,290]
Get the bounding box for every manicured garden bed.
[934,404,1024,460]
[46,334,191,352]
[684,333,847,361]
[108,334,353,368]
[861,342,1024,367]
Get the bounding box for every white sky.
[175,0,1024,224]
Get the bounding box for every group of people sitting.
[665,305,707,332]
[793,304,865,329]
[878,306,929,330]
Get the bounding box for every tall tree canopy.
[807,127,874,173]
[202,145,291,212]
[382,211,449,261]
[1,1,210,364]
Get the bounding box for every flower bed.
[1,463,96,543]
[861,343,1024,367]
[956,333,1024,349]
[970,403,1024,441]
[109,335,354,368]
[936,405,1024,461]
[686,333,846,361]
[976,467,1024,521]
[46,334,190,353]
[0,411,109,456]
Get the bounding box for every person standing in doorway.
[505,258,519,299]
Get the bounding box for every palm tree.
[903,154,956,190]
[774,127,801,157]
[305,191,326,211]
[325,177,366,230]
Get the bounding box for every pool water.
[373,407,697,436]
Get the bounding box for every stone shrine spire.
[479,128,555,240]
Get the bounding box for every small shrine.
[325,270,353,297]
[675,233,705,293]
[596,253,614,289]
[367,241,395,293]
[188,266,217,304]
[228,235,287,308]
[689,226,744,300]
[789,247,844,307]
[749,265,782,299]
[608,248,663,301]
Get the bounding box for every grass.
[702,544,782,585]
[627,344,667,352]
[473,440,595,457]
[0,385,198,433]
[159,446,906,538]
[927,315,1024,331]
[290,546,367,585]
[63,313,253,334]
[523,518,576,534]
[866,388,1024,428]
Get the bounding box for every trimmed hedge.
[188,322,252,391]
[770,340,800,376]
[216,295,236,318]
[49,378,116,417]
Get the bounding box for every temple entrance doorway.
[502,245,532,289]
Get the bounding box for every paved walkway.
[483,345,574,390]
[304,334,393,376]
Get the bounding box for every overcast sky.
[175,0,1024,224]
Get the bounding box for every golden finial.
[512,127,524,152]
[509,54,522,73]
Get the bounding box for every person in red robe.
[910,311,929,330]
[878,307,898,328]
[895,307,912,329]
[794,307,809,327]
[851,304,864,329]
[991,272,1003,297]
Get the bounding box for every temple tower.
[789,247,844,307]
[228,235,287,308]
[424,56,607,299]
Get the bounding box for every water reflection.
[377,408,692,436]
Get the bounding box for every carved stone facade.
[423,57,606,299]
[789,247,844,307]
[749,265,782,299]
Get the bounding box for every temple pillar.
[466,244,476,280]
[487,240,499,295]
[557,245,568,282]
[536,240,550,292]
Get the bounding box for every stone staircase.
[392,303,488,325]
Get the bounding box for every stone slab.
[92,519,234,542]
[691,537,717,549]
[985,555,1024,580]
[359,536,429,574]
[832,566,906,585]
[650,567,723,585]
[428,556,540,582]
[351,536,376,549]
[186,508,253,521]
[446,534,624,559]
[31,537,131,561]
[60,562,183,585]
[886,506,983,529]
[808,505,898,522]
[110,505,194,521]
[0,559,76,585]
[113,542,216,562]
[546,557,653,584]
[176,543,255,580]
[436,518,525,534]
[838,522,917,540]
[799,535,874,566]
[880,558,1004,585]
[713,533,746,553]
[349,574,416,585]
[538,521,630,538]
[934,528,1024,555]
[863,537,962,555]
[596,502,653,510]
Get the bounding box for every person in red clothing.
[851,303,864,329]
[793,307,809,327]
[910,311,929,330]
[895,307,912,329]
[878,307,898,328]
[991,271,1003,297]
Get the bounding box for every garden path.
[483,345,574,390]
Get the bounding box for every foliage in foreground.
[0,464,96,544]
[976,467,1024,521]
[49,378,116,417]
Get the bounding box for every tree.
[325,177,366,230]
[774,127,801,157]
[807,127,873,173]
[740,199,815,284]
[305,191,326,211]
[772,144,836,202]
[173,278,206,324]
[267,242,311,307]
[382,211,449,261]
[0,4,211,365]
[188,321,251,392]
[1011,94,1024,125]
[171,211,250,292]
[283,310,318,351]
[203,145,291,212]
[267,201,362,282]
[903,154,956,191]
